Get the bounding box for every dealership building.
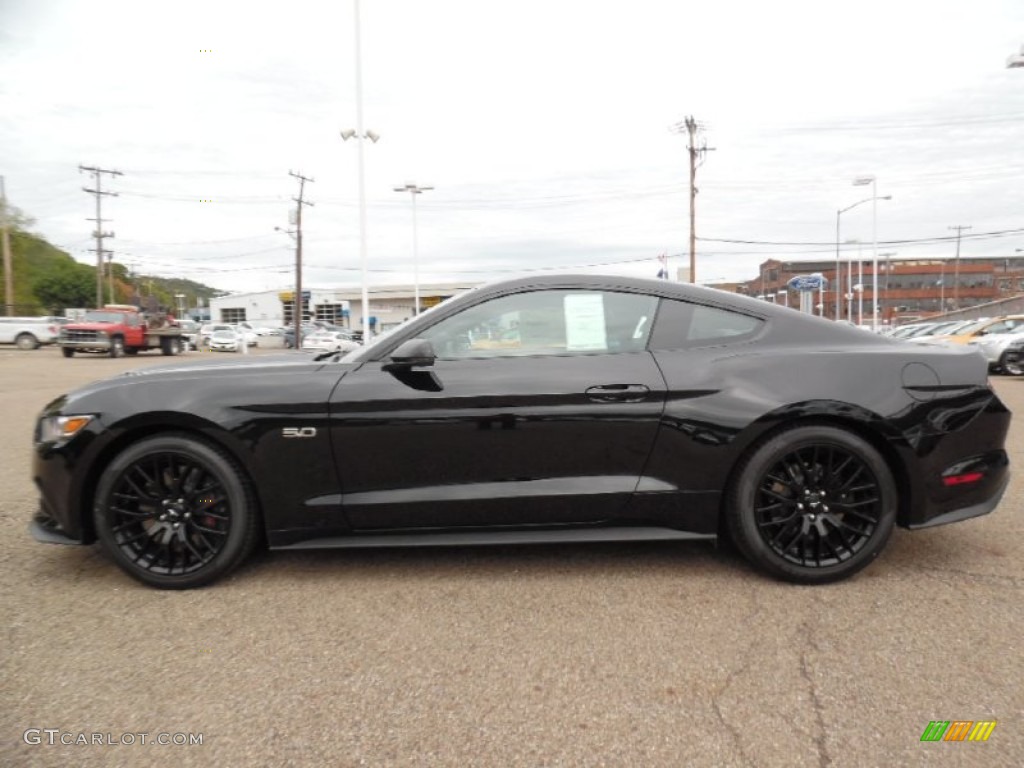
[208,282,478,333]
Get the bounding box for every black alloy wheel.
[94,435,259,588]
[727,426,896,584]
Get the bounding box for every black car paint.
[32,275,1011,550]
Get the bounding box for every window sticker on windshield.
[564,293,607,351]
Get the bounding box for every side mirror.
[384,338,436,370]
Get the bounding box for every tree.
[33,261,96,311]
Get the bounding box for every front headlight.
[37,415,94,443]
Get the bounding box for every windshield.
[82,311,126,323]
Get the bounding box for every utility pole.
[948,224,972,309]
[672,117,714,283]
[1,176,13,316]
[288,170,314,346]
[80,164,122,308]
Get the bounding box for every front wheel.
[93,434,260,589]
[62,347,75,358]
[109,337,124,358]
[726,426,897,584]
[999,349,1022,376]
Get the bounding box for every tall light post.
[393,182,433,316]
[346,0,375,342]
[878,251,896,325]
[341,129,379,337]
[836,194,891,321]
[852,176,883,330]
[844,238,859,322]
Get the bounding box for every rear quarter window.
[649,299,764,350]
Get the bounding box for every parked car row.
[884,314,1024,376]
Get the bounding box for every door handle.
[585,384,651,403]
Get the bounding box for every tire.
[62,347,75,358]
[93,434,260,589]
[15,332,39,350]
[160,337,182,356]
[726,425,897,584]
[109,337,124,358]
[998,350,1022,377]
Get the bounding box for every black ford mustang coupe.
[32,275,1011,588]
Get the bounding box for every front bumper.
[30,509,84,545]
[60,339,111,350]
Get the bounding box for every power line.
[698,228,1023,247]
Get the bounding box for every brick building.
[716,255,1024,325]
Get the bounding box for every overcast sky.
[2,0,1022,296]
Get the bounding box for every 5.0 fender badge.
[282,427,317,438]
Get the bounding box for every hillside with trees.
[2,202,220,316]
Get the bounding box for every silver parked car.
[969,329,1024,375]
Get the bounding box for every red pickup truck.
[59,305,186,358]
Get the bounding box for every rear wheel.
[15,333,39,350]
[999,349,1022,376]
[727,426,897,584]
[93,434,260,589]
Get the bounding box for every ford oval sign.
[788,274,828,291]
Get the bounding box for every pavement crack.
[709,588,764,768]
[913,565,1023,590]
[799,614,831,768]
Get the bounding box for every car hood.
[56,353,351,400]
[63,322,117,332]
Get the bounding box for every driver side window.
[420,289,658,359]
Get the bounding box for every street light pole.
[878,251,896,325]
[393,183,433,316]
[352,0,371,342]
[836,193,891,322]
[853,176,881,330]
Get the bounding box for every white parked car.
[234,322,259,346]
[208,329,240,352]
[968,329,1024,374]
[0,317,61,349]
[301,330,360,353]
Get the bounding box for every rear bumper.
[897,389,1012,528]
[906,470,1009,529]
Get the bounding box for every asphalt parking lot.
[2,345,1022,767]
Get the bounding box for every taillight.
[942,472,984,487]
